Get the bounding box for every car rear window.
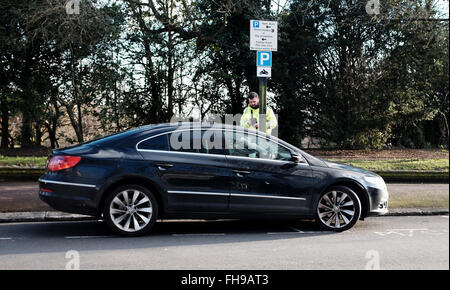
[137,135,169,151]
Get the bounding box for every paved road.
[0,216,448,270]
[0,182,448,212]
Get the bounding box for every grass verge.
[0,156,47,168]
[326,158,449,171]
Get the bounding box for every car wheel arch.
[97,175,166,218]
[318,179,370,219]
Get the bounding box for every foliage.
[0,0,448,149]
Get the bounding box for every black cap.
[248,92,259,99]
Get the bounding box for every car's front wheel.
[315,186,361,232]
[103,184,158,236]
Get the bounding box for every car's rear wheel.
[103,184,158,236]
[315,186,361,232]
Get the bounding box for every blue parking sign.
[257,51,272,67]
[253,20,260,28]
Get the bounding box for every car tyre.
[315,186,361,232]
[103,184,158,237]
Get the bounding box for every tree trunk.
[143,40,162,124]
[167,30,175,122]
[20,46,35,147]
[34,122,42,146]
[0,102,10,149]
[65,104,84,143]
[76,102,84,143]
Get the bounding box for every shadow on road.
[0,219,344,255]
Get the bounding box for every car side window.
[199,130,227,155]
[224,131,258,157]
[225,131,292,161]
[168,130,227,155]
[137,135,168,151]
[169,131,197,153]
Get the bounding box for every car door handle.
[233,170,250,177]
[156,163,173,170]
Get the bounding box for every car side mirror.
[290,152,305,163]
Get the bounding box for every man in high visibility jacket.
[240,92,277,135]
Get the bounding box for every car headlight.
[364,176,387,191]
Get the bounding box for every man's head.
[248,92,259,109]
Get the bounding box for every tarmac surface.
[0,215,448,270]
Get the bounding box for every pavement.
[0,181,51,212]
[0,216,448,269]
[0,182,448,223]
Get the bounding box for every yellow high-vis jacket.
[240,105,278,135]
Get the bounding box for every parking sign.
[257,51,272,67]
[257,66,271,78]
[250,20,278,51]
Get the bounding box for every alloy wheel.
[317,190,356,229]
[109,189,153,232]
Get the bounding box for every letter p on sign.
[257,51,272,67]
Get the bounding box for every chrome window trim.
[225,154,310,166]
[168,190,306,201]
[137,149,225,158]
[38,179,96,188]
[136,128,308,164]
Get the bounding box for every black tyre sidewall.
[315,186,361,232]
[103,184,158,237]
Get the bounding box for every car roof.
[135,122,273,138]
[134,122,295,148]
[85,122,294,151]
[79,122,328,167]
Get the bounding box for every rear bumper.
[39,178,99,216]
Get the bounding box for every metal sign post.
[258,77,267,133]
[250,20,277,134]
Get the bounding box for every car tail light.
[46,156,81,171]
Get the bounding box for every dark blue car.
[39,123,389,236]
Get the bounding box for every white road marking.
[374,228,429,237]
[288,226,305,233]
[267,230,326,235]
[0,237,12,240]
[267,232,301,235]
[441,216,449,219]
[64,235,114,239]
[172,233,225,237]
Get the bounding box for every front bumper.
[367,186,389,216]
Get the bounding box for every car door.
[137,128,231,212]
[225,130,314,214]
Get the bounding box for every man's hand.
[255,123,259,129]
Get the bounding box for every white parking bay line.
[441,216,449,219]
[65,235,114,239]
[267,229,327,235]
[267,232,301,235]
[0,237,12,240]
[288,226,305,233]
